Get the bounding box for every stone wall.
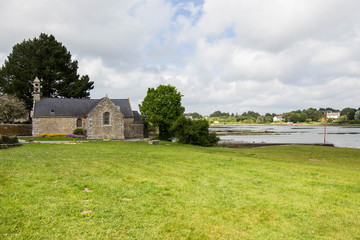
[87,98,125,139]
[0,124,32,136]
[32,117,86,136]
[124,118,145,138]
[131,123,146,138]
[124,118,134,138]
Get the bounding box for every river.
[210,125,360,149]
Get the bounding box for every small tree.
[340,107,356,120]
[171,116,219,147]
[187,112,203,119]
[335,115,348,124]
[0,94,28,123]
[139,85,185,140]
[354,110,360,120]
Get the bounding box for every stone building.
[32,77,146,139]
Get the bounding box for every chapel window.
[76,118,82,128]
[103,112,110,125]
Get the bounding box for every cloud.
[1,0,360,115]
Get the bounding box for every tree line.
[189,107,360,124]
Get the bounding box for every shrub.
[1,135,18,144]
[171,116,219,147]
[0,135,3,144]
[73,128,85,135]
[2,135,10,144]
[326,118,334,123]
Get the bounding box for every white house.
[273,116,283,122]
[326,112,340,119]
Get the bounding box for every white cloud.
[1,0,360,115]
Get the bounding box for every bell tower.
[33,77,41,102]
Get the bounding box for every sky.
[1,0,360,115]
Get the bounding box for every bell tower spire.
[33,77,41,102]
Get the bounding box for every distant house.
[31,77,146,139]
[326,112,340,119]
[273,115,283,122]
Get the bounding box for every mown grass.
[0,142,359,239]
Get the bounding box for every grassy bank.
[1,142,359,239]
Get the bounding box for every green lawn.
[1,142,359,239]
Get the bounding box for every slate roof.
[132,111,143,122]
[33,97,134,118]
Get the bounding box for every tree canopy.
[340,107,356,120]
[139,84,185,140]
[0,94,28,123]
[185,112,203,119]
[354,110,360,120]
[171,115,219,146]
[209,111,230,118]
[0,33,94,109]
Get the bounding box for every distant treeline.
[185,107,360,124]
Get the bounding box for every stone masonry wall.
[124,118,144,139]
[0,124,32,136]
[124,118,134,138]
[32,117,86,136]
[87,98,124,139]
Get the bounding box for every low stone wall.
[0,124,32,136]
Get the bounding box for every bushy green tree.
[289,113,300,123]
[256,116,264,123]
[264,116,273,123]
[171,116,219,147]
[0,33,94,109]
[210,111,229,118]
[340,107,356,120]
[336,115,348,124]
[185,112,203,119]
[303,108,324,121]
[139,84,184,140]
[355,110,360,120]
[241,111,260,119]
[299,112,307,122]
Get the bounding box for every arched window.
[76,118,82,128]
[103,112,110,125]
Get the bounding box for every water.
[210,125,360,149]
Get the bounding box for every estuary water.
[210,125,360,149]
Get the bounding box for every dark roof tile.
[33,97,134,118]
[132,111,143,122]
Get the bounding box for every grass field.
[1,141,359,239]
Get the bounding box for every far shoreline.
[210,123,360,128]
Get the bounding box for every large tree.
[354,110,360,120]
[0,94,28,123]
[340,107,356,120]
[139,84,185,140]
[0,33,94,109]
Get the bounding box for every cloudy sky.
[1,0,360,115]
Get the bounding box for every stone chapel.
[31,77,146,139]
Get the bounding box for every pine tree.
[0,33,94,109]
